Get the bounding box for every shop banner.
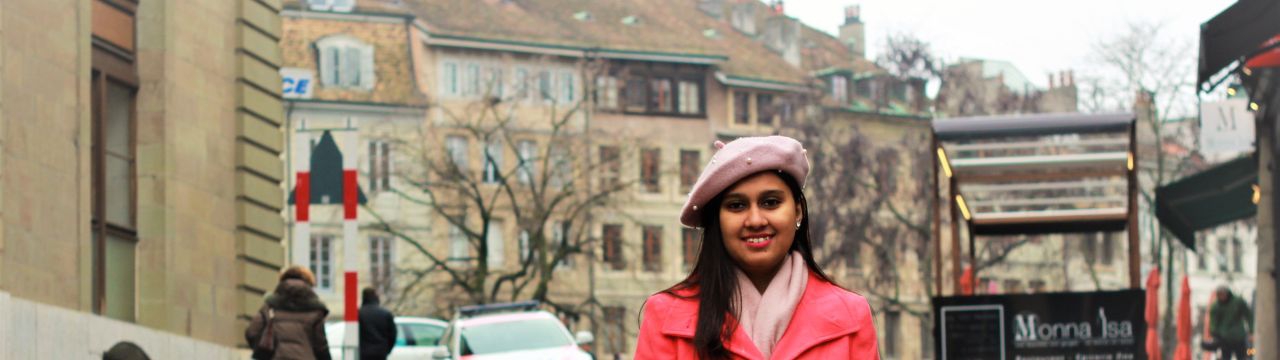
[933,290,1146,360]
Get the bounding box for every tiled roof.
[280,11,429,106]
[283,0,811,85]
[400,0,809,84]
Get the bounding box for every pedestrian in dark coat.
[246,266,332,360]
[358,287,398,360]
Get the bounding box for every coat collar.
[659,272,860,359]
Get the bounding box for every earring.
[796,220,802,229]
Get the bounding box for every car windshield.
[460,317,572,355]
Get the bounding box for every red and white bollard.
[341,123,360,360]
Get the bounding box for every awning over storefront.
[1198,0,1280,86]
[1155,153,1258,251]
[934,112,1135,236]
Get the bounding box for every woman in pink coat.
[634,136,879,360]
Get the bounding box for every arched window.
[315,35,375,90]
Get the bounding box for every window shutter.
[342,46,361,87]
[381,141,391,190]
[320,45,338,86]
[360,45,376,90]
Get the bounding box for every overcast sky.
[784,0,1236,88]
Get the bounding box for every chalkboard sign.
[933,290,1146,360]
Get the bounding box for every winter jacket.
[634,271,880,359]
[358,300,398,360]
[246,279,333,360]
[1209,294,1253,342]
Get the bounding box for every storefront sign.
[933,290,1146,360]
[281,67,314,99]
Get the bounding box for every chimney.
[1048,73,1056,89]
[838,5,865,59]
[763,16,802,66]
[771,0,784,15]
[730,2,756,35]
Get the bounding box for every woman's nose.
[744,207,768,228]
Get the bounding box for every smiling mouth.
[743,235,772,248]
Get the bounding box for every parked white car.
[326,316,448,360]
[434,302,593,360]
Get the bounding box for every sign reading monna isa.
[933,290,1146,360]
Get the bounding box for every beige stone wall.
[1,0,285,348]
[0,0,92,310]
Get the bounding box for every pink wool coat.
[634,271,880,360]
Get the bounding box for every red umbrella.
[1146,268,1162,360]
[1174,276,1191,360]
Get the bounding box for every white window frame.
[518,230,532,265]
[678,80,700,114]
[831,75,848,105]
[560,71,575,104]
[309,0,356,12]
[517,140,536,185]
[486,67,504,98]
[482,141,503,184]
[310,234,334,291]
[548,147,570,187]
[449,225,469,265]
[486,220,505,267]
[463,63,481,96]
[514,67,530,101]
[446,135,468,170]
[368,140,391,192]
[307,0,332,11]
[316,35,375,90]
[537,70,553,102]
[369,235,394,295]
[441,62,459,96]
[597,76,619,110]
[552,221,572,269]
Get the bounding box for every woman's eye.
[725,201,747,210]
[761,198,782,208]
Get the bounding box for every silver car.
[326,316,448,360]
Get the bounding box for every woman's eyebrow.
[724,189,786,198]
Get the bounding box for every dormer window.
[316,35,375,90]
[308,0,355,12]
[830,75,848,104]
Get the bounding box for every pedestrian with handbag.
[246,265,333,360]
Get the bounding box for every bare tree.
[783,93,937,318]
[1085,21,1203,357]
[366,59,635,315]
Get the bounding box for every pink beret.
[680,136,809,227]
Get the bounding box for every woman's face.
[718,171,802,278]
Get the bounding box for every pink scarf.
[733,251,809,359]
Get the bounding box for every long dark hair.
[660,171,833,359]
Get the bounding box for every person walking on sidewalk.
[358,287,398,360]
[246,266,332,360]
[1207,286,1253,360]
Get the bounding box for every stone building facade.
[0,0,286,358]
